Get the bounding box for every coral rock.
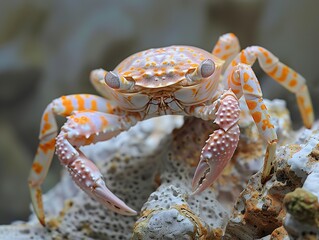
[1,99,318,240]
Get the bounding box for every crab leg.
[28,94,122,225]
[223,45,314,182]
[212,33,241,64]
[227,64,279,183]
[225,46,314,128]
[55,110,139,216]
[192,90,240,194]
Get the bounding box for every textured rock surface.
[224,122,319,240]
[0,116,184,239]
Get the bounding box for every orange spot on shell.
[39,138,56,154]
[243,84,254,93]
[305,107,313,117]
[266,58,272,64]
[268,66,278,78]
[231,60,237,67]
[221,53,231,60]
[259,47,269,57]
[246,100,257,110]
[41,123,52,135]
[297,96,305,105]
[229,33,236,38]
[289,79,297,87]
[214,48,221,54]
[277,66,289,82]
[100,116,109,128]
[79,116,89,124]
[259,48,273,65]
[32,162,43,175]
[252,111,262,123]
[240,51,247,64]
[61,96,74,116]
[261,104,267,110]
[262,119,274,131]
[91,100,97,111]
[232,89,240,94]
[43,112,49,122]
[41,112,52,135]
[243,72,250,82]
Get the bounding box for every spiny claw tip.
[91,179,138,216]
[191,160,211,194]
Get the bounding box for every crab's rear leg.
[212,33,241,66]
[56,110,139,216]
[28,94,122,225]
[227,64,279,183]
[191,90,241,194]
[224,45,314,182]
[225,45,314,128]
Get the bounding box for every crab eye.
[187,59,215,83]
[104,71,120,89]
[200,59,215,78]
[104,71,135,90]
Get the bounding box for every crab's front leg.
[28,93,139,225]
[191,90,240,194]
[55,110,140,216]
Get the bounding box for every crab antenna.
[104,71,135,90]
[187,59,215,82]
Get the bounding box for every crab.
[28,33,314,226]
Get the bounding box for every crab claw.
[67,151,137,216]
[187,59,215,82]
[89,179,137,215]
[192,126,240,194]
[104,71,135,90]
[192,91,240,194]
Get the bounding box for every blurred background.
[0,0,318,224]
